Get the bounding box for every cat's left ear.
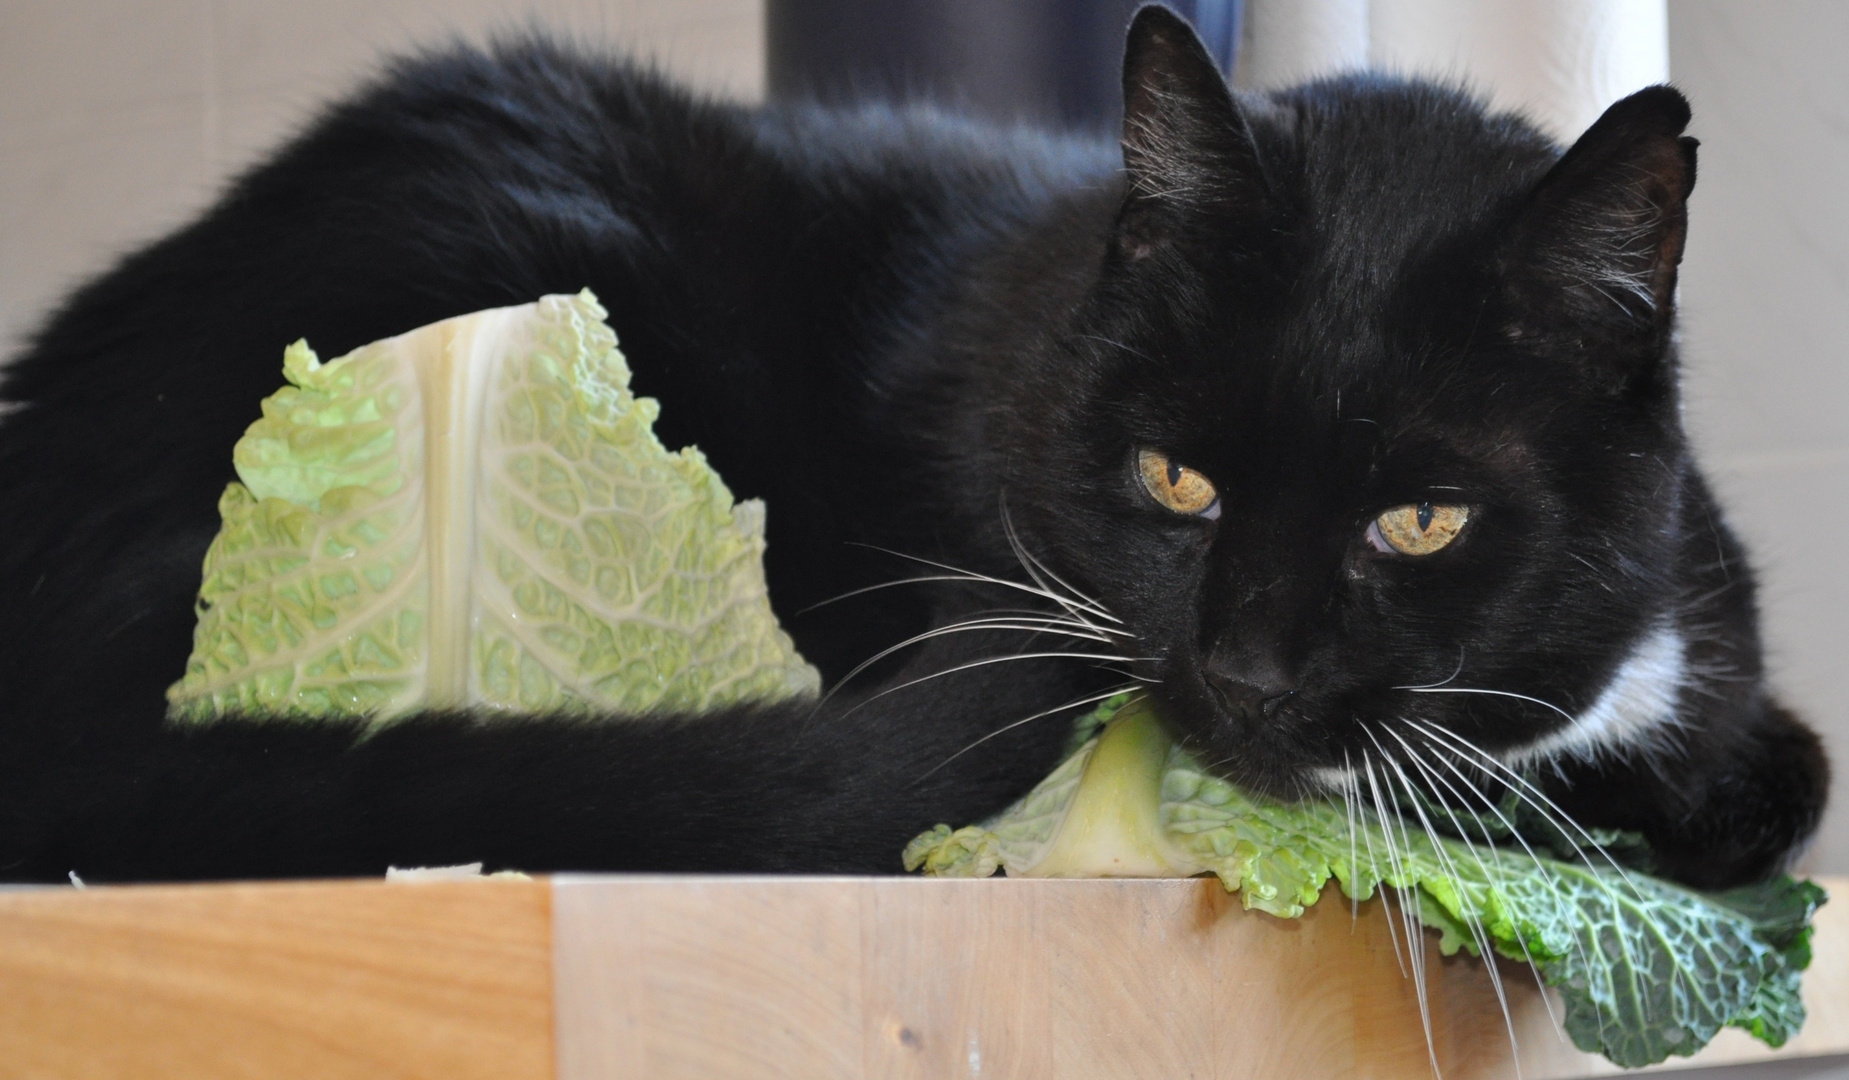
[1501,86,1698,371]
[1115,5,1272,260]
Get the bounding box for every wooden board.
[0,878,553,1080]
[1,874,1843,1078]
[551,875,1849,1080]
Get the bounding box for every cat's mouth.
[1165,674,1353,802]
[1177,674,1540,811]
[1168,667,1484,806]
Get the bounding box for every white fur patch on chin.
[1508,623,1687,767]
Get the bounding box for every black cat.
[0,7,1825,887]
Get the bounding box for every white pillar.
[1234,0,1372,90]
[1237,0,1669,143]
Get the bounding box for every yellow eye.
[1137,449,1220,518]
[1368,502,1469,555]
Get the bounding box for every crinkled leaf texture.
[168,290,820,723]
[905,696,1826,1069]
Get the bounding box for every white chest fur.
[1510,623,1688,767]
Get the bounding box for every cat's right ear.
[1115,5,1271,261]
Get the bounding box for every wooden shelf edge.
[1,874,1842,1079]
[0,877,554,1080]
[549,874,1849,1080]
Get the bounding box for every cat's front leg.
[1542,698,1828,888]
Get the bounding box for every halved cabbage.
[167,291,819,722]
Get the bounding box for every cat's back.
[0,38,1112,719]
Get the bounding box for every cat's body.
[0,9,1825,886]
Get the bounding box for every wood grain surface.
[552,874,1849,1080]
[0,878,552,1080]
[1,873,1842,1078]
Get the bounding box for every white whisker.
[836,651,1158,718]
[1405,720,1645,892]
[814,616,1117,707]
[1398,648,1468,690]
[1394,727,1563,1046]
[797,571,1132,633]
[1407,719,1615,1020]
[1362,752,1414,980]
[1379,729,1521,1074]
[851,543,1121,623]
[1393,685,1577,726]
[1362,731,1445,1079]
[1343,748,1361,928]
[999,497,1119,626]
[915,687,1143,783]
[1406,718,1654,1002]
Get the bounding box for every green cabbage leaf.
[905,696,1826,1069]
[167,290,819,722]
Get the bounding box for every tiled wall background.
[1,2,1846,878]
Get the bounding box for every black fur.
[0,8,1826,886]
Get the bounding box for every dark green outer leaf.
[1160,744,1826,1069]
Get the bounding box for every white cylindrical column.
[1237,0,1669,142]
[1234,0,1371,91]
[1369,0,1667,140]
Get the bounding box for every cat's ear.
[1501,86,1698,368]
[1115,5,1271,260]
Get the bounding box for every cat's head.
[987,7,1703,798]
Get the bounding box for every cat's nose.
[1205,671,1296,721]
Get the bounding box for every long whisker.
[836,650,1159,720]
[1361,751,1414,980]
[966,605,1123,625]
[1401,722,1562,885]
[1393,728,1564,1044]
[1352,759,1393,953]
[1373,750,1436,1074]
[913,686,1143,784]
[1397,648,1467,690]
[1396,729,1564,909]
[813,616,1118,709]
[795,574,962,615]
[1407,719,1655,1004]
[999,498,1119,626]
[926,539,1121,625]
[843,616,1111,678]
[1405,720,1646,893]
[1407,719,1614,1023]
[1395,739,1538,993]
[1392,686,1577,726]
[1377,728,1520,1074]
[1343,748,1361,927]
[1363,732,1447,1080]
[796,572,1132,633]
[848,543,1122,623]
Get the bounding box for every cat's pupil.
[1416,502,1434,531]
[1166,460,1182,487]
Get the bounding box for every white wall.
[1237,0,1668,143]
[1670,1,1849,876]
[0,0,761,353]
